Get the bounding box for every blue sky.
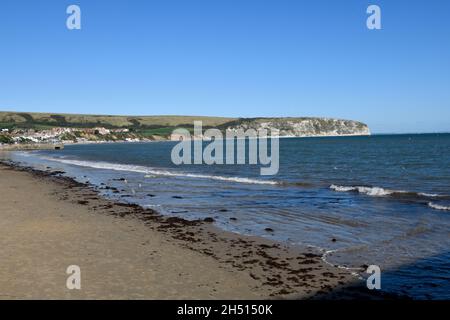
[0,0,449,133]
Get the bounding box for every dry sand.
[0,163,363,299]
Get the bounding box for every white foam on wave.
[329,185,356,192]
[428,202,450,211]
[40,157,279,185]
[419,192,440,198]
[330,184,394,196]
[330,184,444,198]
[305,245,363,278]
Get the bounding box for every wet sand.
[0,162,374,299]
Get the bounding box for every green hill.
[0,111,235,129]
[0,111,370,140]
[0,111,236,137]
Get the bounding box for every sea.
[3,133,450,299]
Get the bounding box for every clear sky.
[0,0,449,133]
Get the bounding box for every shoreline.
[0,132,376,151]
[0,160,401,299]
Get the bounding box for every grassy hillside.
[0,112,240,138]
[0,111,235,130]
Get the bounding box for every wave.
[40,157,279,185]
[331,184,398,196]
[428,202,450,211]
[330,184,450,213]
[330,184,444,199]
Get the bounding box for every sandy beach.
[0,162,368,299]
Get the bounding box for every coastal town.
[0,126,150,148]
